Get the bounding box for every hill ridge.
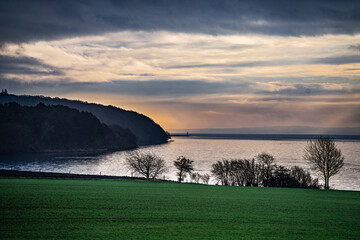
[0,92,169,145]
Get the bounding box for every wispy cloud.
[1,32,359,83]
[257,82,360,96]
[0,55,63,76]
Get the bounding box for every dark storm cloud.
[0,55,63,76]
[0,79,250,96]
[93,80,251,96]
[349,44,360,51]
[2,78,358,98]
[1,0,360,44]
[314,55,360,65]
[168,54,360,69]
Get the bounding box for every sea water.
[1,135,359,191]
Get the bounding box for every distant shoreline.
[170,133,360,141]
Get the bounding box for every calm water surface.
[1,136,359,191]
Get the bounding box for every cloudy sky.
[0,0,359,132]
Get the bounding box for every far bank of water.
[0,135,359,191]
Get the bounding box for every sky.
[0,0,359,132]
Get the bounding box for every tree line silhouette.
[0,102,137,153]
[126,137,344,190]
[0,92,169,145]
[211,155,319,188]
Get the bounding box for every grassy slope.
[0,178,359,240]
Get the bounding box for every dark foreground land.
[1,178,359,240]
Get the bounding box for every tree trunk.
[325,176,329,190]
[178,171,182,183]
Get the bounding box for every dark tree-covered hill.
[0,102,137,153]
[0,93,169,145]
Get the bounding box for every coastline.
[0,139,172,155]
[0,169,171,182]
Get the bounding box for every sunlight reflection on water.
[1,137,359,191]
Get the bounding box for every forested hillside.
[0,93,169,145]
[0,102,137,153]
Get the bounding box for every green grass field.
[1,178,359,239]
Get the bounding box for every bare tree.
[244,159,261,187]
[174,156,194,182]
[126,151,167,180]
[290,166,319,189]
[190,172,201,183]
[303,136,344,189]
[230,160,245,186]
[200,173,210,184]
[256,153,275,187]
[211,160,232,185]
[230,159,261,187]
